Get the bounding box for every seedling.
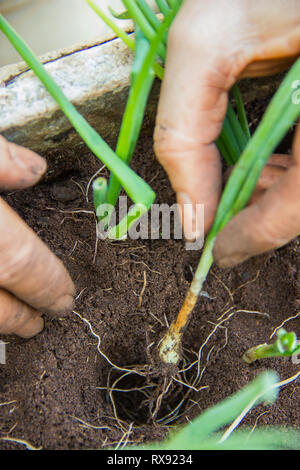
[97,1,300,366]
[243,328,300,363]
[2,4,300,450]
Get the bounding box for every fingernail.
[8,144,47,176]
[216,252,247,269]
[177,192,202,241]
[46,293,75,316]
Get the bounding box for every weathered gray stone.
[0,33,159,153]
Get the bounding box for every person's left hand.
[0,136,75,338]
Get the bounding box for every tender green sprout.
[93,177,108,210]
[243,328,300,364]
[276,328,297,353]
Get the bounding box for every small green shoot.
[93,177,108,209]
[243,328,300,364]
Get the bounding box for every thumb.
[0,136,47,191]
[214,123,300,268]
[154,5,236,239]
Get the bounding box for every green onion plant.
[0,13,157,240]
[2,3,300,451]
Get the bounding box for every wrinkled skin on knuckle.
[153,125,183,167]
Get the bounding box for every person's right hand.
[0,136,75,338]
[154,0,300,267]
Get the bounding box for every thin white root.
[219,370,300,443]
[0,437,41,450]
[269,311,300,339]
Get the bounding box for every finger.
[224,153,292,185]
[265,154,293,170]
[224,154,292,204]
[240,56,298,79]
[0,136,47,191]
[249,154,292,204]
[214,127,300,268]
[0,198,75,314]
[154,2,238,239]
[0,287,44,338]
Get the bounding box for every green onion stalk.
[159,58,300,364]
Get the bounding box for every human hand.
[0,136,75,338]
[154,0,300,267]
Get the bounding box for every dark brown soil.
[0,126,299,449]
